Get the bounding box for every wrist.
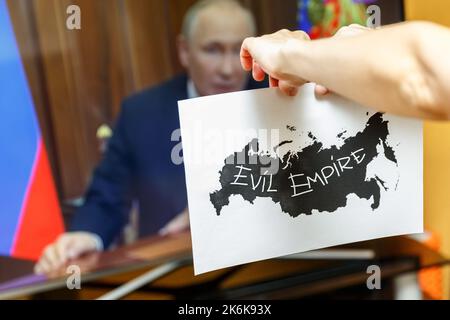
[280,38,308,83]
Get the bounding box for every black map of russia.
[210,112,398,217]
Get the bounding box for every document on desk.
[178,85,423,275]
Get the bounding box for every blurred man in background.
[35,0,265,274]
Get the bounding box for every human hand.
[241,24,372,96]
[34,232,101,274]
[241,29,311,96]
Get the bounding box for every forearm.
[287,22,450,120]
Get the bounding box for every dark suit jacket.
[70,74,266,248]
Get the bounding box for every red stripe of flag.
[11,139,65,261]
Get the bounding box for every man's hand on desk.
[34,209,190,274]
[34,232,102,274]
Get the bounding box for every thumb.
[279,80,299,97]
[314,84,330,96]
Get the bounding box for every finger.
[348,23,372,31]
[35,255,52,274]
[252,61,266,82]
[334,24,370,38]
[34,260,44,274]
[269,76,279,88]
[55,236,70,264]
[315,84,330,95]
[292,30,311,40]
[66,236,96,260]
[279,80,299,97]
[66,243,84,260]
[240,38,254,71]
[44,245,63,270]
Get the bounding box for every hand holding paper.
[241,22,450,120]
[179,85,422,275]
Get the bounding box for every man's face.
[178,6,254,96]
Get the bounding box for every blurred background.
[5,0,404,205]
[2,0,450,299]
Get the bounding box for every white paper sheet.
[178,85,423,275]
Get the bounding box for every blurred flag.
[0,0,64,260]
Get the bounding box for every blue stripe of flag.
[0,0,40,256]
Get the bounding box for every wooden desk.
[0,232,448,299]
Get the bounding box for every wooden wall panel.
[7,0,63,194]
[166,0,198,74]
[123,0,174,90]
[28,0,89,198]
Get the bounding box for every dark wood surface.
[0,232,447,299]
